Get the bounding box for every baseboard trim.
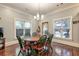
[52,39,79,48]
[5,40,18,47]
[5,39,79,48]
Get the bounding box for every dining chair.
[30,35,47,55]
[16,36,27,56]
[46,34,53,55]
[38,34,53,56]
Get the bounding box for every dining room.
[0,3,79,56]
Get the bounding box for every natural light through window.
[25,22,31,29]
[16,21,31,37]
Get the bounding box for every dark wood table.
[23,37,39,55]
[24,37,39,43]
[24,37,39,49]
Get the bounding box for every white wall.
[40,4,79,47]
[0,4,38,46]
[1,4,79,47]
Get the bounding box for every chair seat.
[32,45,43,51]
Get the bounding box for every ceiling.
[1,3,76,16]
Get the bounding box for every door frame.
[42,22,49,35]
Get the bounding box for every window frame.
[15,20,32,38]
[42,22,49,35]
[53,16,72,40]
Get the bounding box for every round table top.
[24,37,39,41]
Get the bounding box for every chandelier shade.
[34,13,44,20]
[34,3,44,20]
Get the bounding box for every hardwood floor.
[0,44,19,56]
[52,42,79,56]
[0,42,79,56]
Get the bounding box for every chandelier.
[34,3,44,21]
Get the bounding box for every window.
[24,22,31,37]
[16,21,31,37]
[42,22,49,35]
[53,17,72,39]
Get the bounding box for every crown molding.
[46,4,79,17]
[0,4,33,19]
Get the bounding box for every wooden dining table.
[23,36,40,55]
[24,36,39,42]
[24,36,40,49]
[23,36,49,55]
